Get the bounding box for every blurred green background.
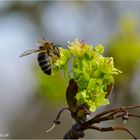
[0,1,140,139]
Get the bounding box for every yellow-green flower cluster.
[54,39,121,112]
[55,47,71,69]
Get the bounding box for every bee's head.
[39,46,44,50]
[45,41,54,46]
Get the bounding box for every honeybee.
[20,38,60,75]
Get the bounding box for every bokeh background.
[0,1,140,139]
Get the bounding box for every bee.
[20,38,60,75]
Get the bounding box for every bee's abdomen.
[37,52,51,75]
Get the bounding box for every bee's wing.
[19,49,40,57]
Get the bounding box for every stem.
[63,62,70,82]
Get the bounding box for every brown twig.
[63,105,140,139]
[46,107,70,133]
[86,125,138,140]
[53,107,70,124]
[125,105,140,110]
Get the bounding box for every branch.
[63,105,140,139]
[86,125,138,140]
[63,122,85,139]
[84,105,140,127]
[46,107,70,133]
[53,107,70,124]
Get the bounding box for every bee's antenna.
[54,45,62,48]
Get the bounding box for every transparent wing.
[19,49,40,57]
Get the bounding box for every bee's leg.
[53,44,62,51]
[53,45,60,57]
[47,48,52,57]
[47,48,55,63]
[54,44,61,47]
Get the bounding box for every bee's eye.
[39,46,43,49]
[45,42,49,45]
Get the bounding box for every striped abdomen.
[37,52,51,75]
